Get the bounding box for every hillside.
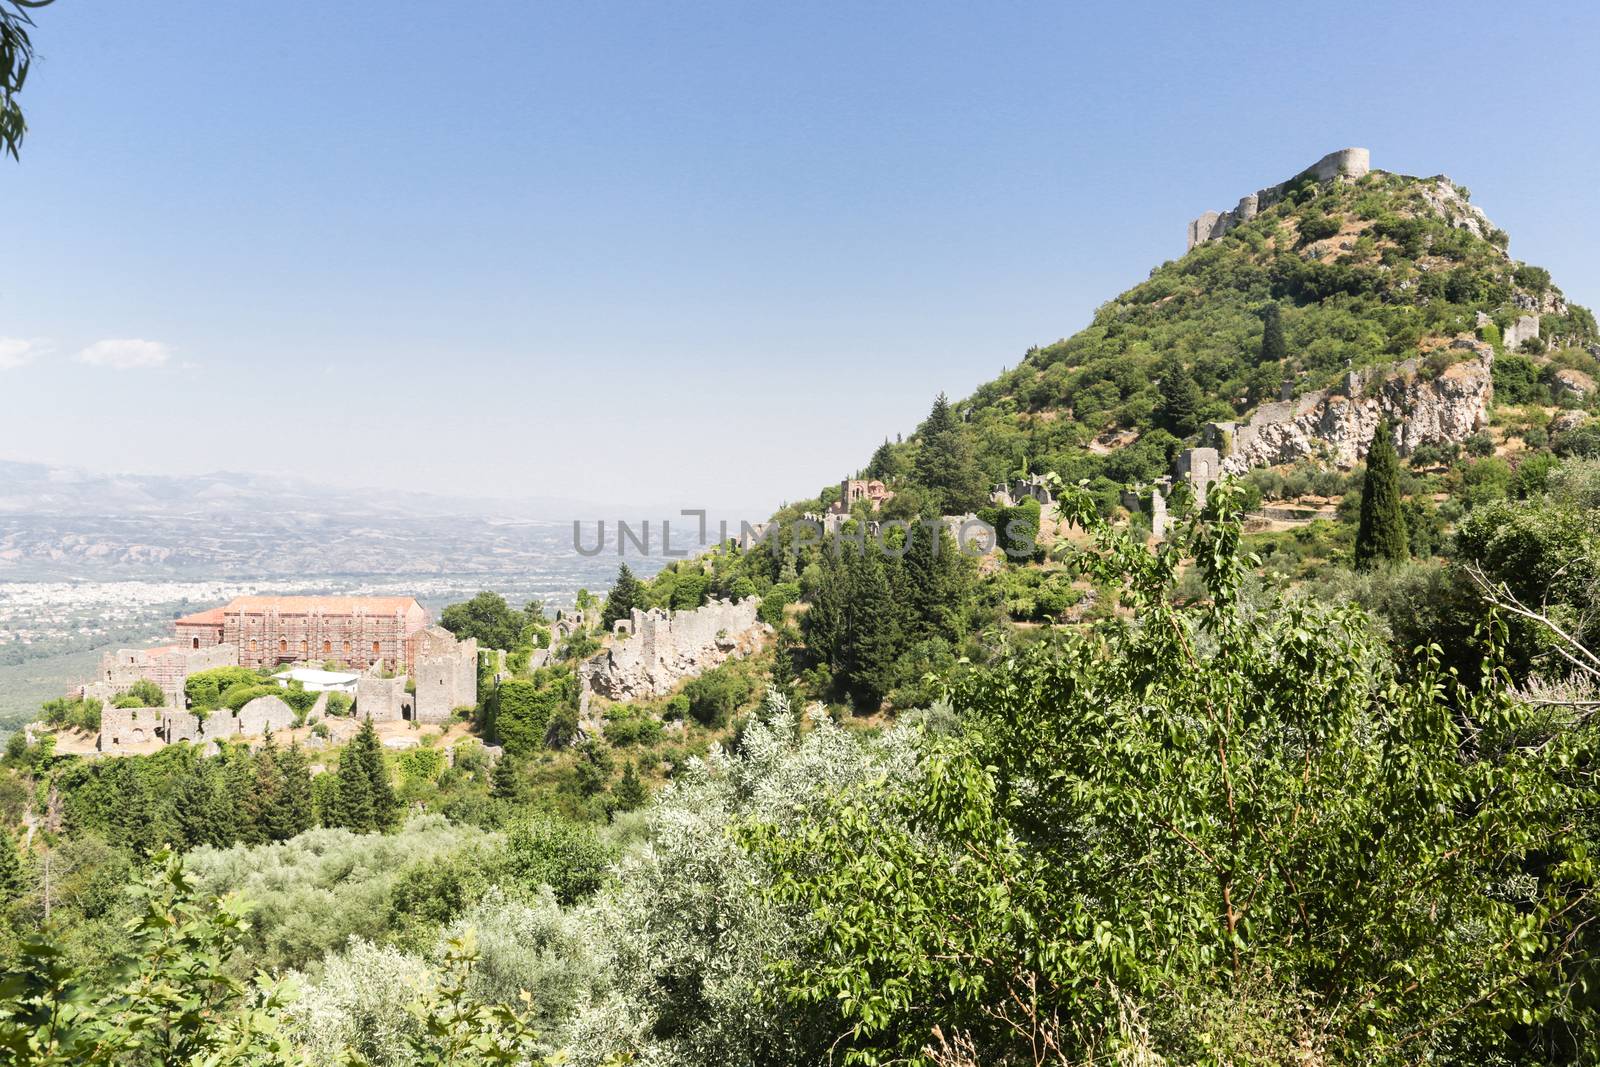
[869,150,1599,492]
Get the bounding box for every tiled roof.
[175,607,226,626]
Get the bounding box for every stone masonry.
[89,642,237,708]
[175,595,430,673]
[1187,148,1371,251]
[409,625,478,723]
[581,597,765,707]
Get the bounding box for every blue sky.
[3,0,1596,514]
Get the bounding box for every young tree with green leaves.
[748,483,1599,1064]
[1355,421,1410,569]
[610,761,647,814]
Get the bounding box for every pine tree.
[801,548,848,668]
[610,761,647,814]
[275,742,316,839]
[1355,421,1410,569]
[1259,302,1287,364]
[911,393,986,514]
[222,749,261,846]
[1156,353,1204,438]
[900,519,970,643]
[0,826,23,899]
[601,563,643,630]
[864,438,902,482]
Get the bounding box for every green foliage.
[496,814,612,905]
[184,666,262,712]
[757,581,800,626]
[331,719,399,834]
[489,672,575,756]
[683,662,757,728]
[40,696,102,733]
[1258,301,1287,364]
[602,704,663,747]
[110,680,164,709]
[439,591,541,652]
[601,562,644,630]
[910,393,986,514]
[1155,350,1203,437]
[1355,424,1408,568]
[0,851,304,1065]
[747,484,1599,1064]
[609,761,647,814]
[325,691,353,717]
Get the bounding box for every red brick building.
[175,595,431,672]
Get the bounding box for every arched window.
[249,639,258,652]
[342,640,351,655]
[191,637,199,650]
[279,639,288,653]
[323,640,332,654]
[372,641,381,656]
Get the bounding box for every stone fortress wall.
[581,597,766,716]
[409,625,478,723]
[1187,147,1371,251]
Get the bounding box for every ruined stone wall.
[356,663,408,722]
[411,627,477,723]
[236,695,296,736]
[1187,148,1371,250]
[583,598,764,703]
[161,707,243,746]
[99,707,162,752]
[98,643,237,707]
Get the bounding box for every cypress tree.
[0,826,23,898]
[900,519,970,643]
[360,720,400,831]
[801,548,848,669]
[334,724,376,832]
[1156,353,1204,438]
[250,732,291,842]
[1259,303,1287,364]
[841,549,902,711]
[1356,421,1410,569]
[912,393,986,514]
[222,748,260,846]
[610,761,647,814]
[276,742,315,839]
[490,754,528,804]
[601,563,643,630]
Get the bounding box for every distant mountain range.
[0,460,723,580]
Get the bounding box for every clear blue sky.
[3,0,1596,515]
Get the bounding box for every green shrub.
[683,665,757,728]
[112,679,165,709]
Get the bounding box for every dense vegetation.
[5,165,1600,1063]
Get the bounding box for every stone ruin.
[408,625,478,723]
[99,693,301,754]
[1187,148,1370,251]
[580,597,766,710]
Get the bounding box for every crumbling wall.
[236,695,296,736]
[582,598,764,703]
[1188,148,1370,250]
[356,662,407,722]
[410,626,477,723]
[97,643,237,707]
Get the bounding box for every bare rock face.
[1554,368,1595,402]
[1222,341,1493,474]
[1417,178,1501,247]
[1551,410,1591,435]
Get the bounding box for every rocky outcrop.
[1416,178,1500,246]
[1221,341,1493,474]
[581,598,766,706]
[1553,368,1594,403]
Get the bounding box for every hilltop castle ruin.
[1186,147,1371,251]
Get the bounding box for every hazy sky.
[3,1,1597,515]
